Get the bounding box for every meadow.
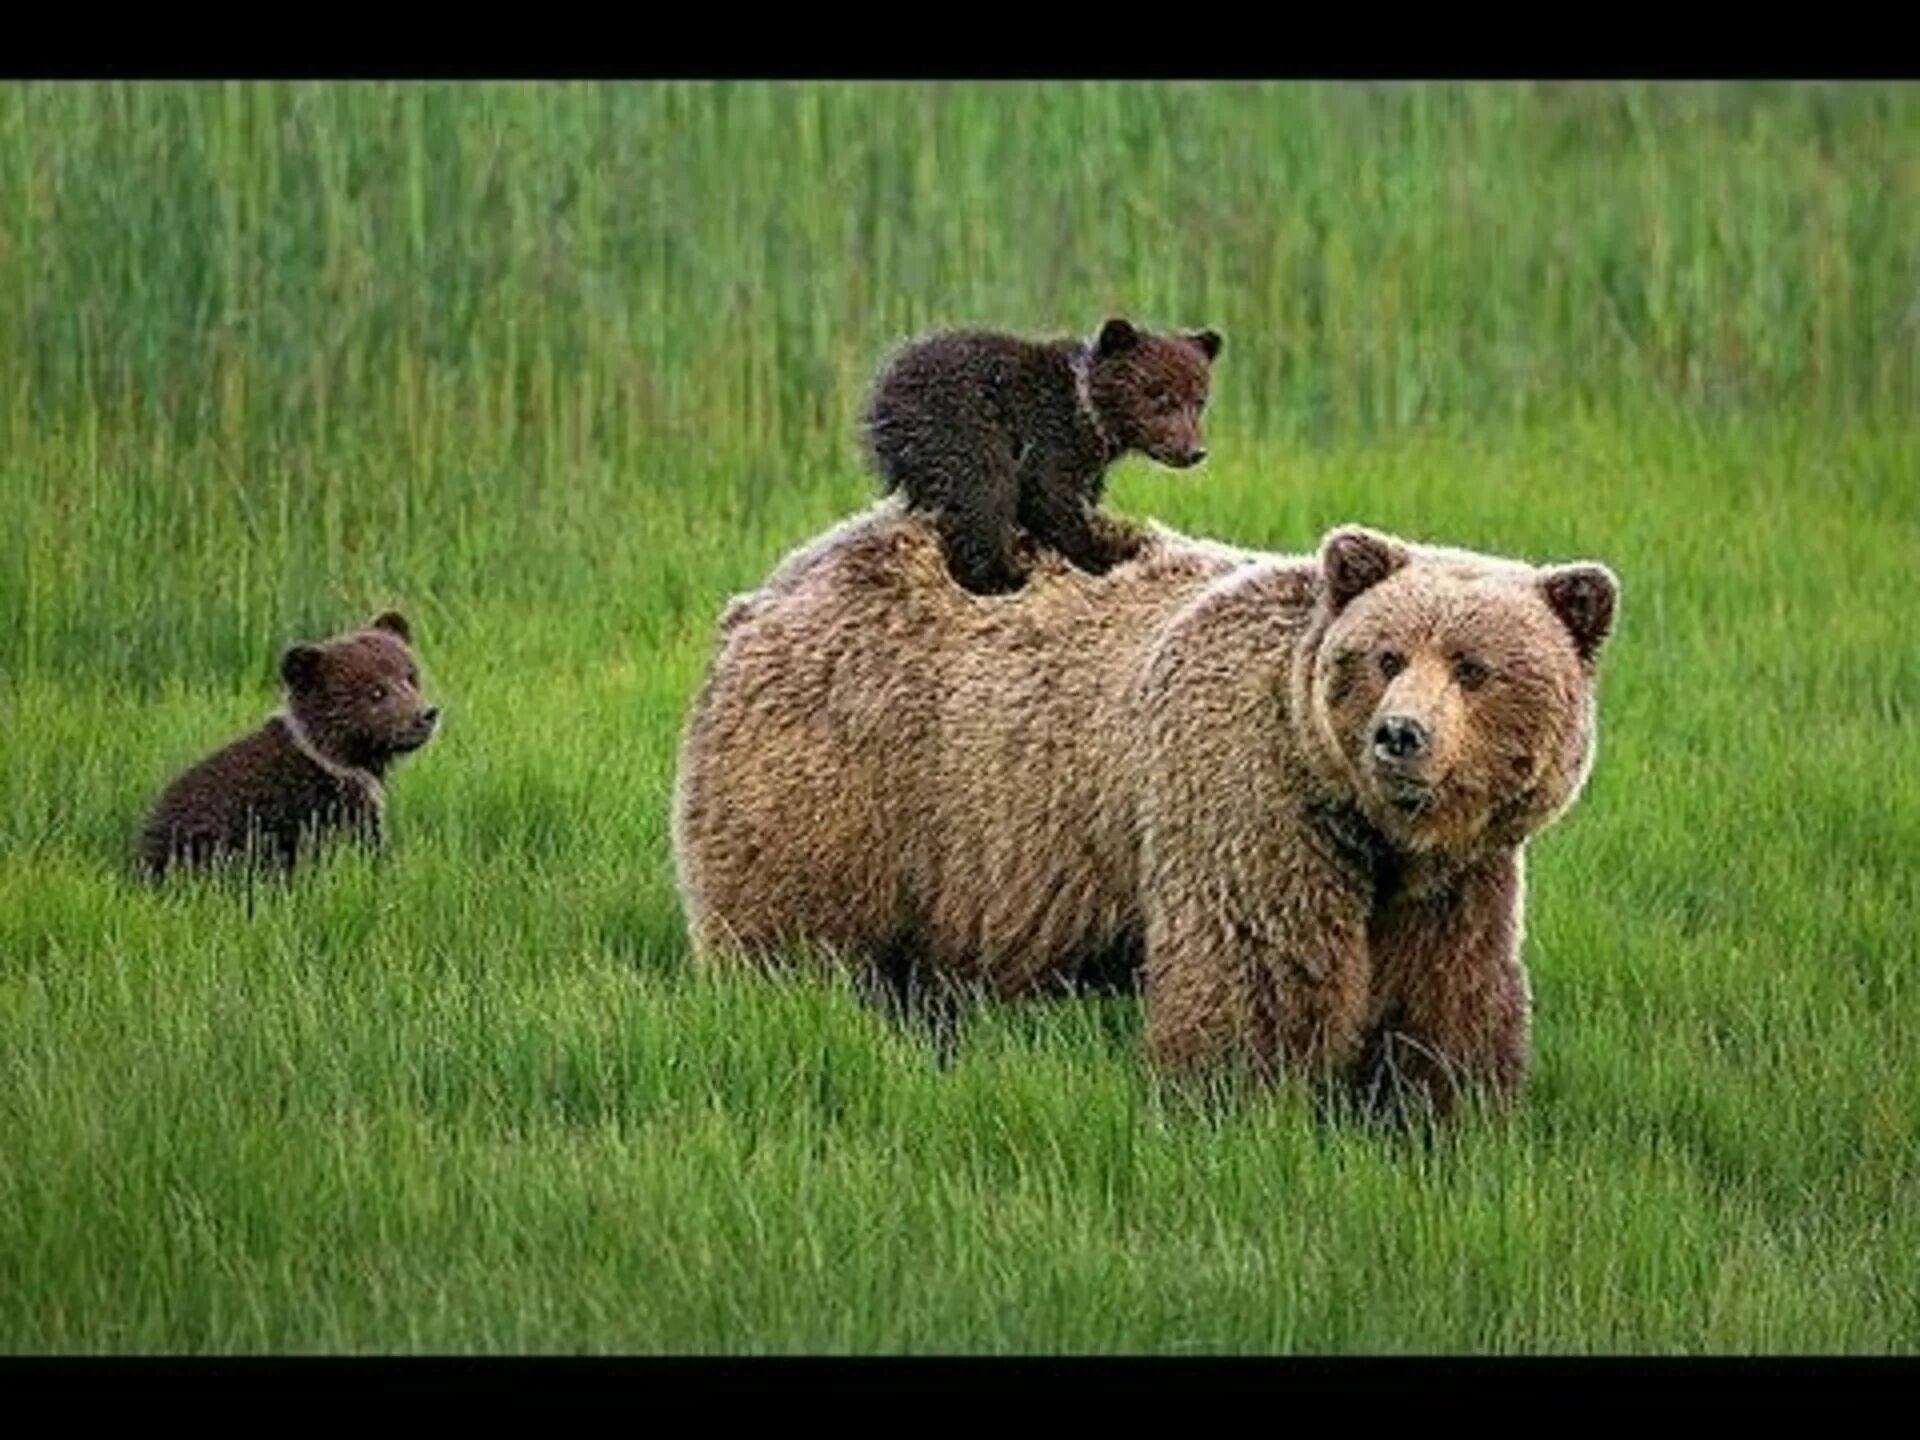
[0,80,1915,1352]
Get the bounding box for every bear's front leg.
[1356,851,1530,1124]
[1141,842,1373,1088]
[1017,478,1132,577]
[1086,509,1152,568]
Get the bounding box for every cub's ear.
[1095,317,1141,356]
[280,643,325,692]
[1540,564,1619,663]
[1320,526,1410,614]
[1187,328,1223,362]
[369,610,411,642]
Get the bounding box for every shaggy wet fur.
[672,504,1618,1121]
[139,611,440,879]
[860,317,1222,595]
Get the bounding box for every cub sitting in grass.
[861,317,1223,594]
[139,611,440,879]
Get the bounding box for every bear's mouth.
[390,719,438,752]
[1375,776,1435,818]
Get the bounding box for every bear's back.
[674,503,1283,989]
[140,720,355,876]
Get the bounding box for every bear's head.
[1299,526,1618,858]
[1085,316,1223,470]
[279,611,440,774]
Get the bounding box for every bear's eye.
[1452,656,1490,690]
[1378,651,1406,679]
[369,684,388,702]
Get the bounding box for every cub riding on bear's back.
[861,316,1223,595]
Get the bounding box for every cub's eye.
[370,685,388,702]
[1378,651,1406,679]
[1452,656,1490,690]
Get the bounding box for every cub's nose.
[1372,715,1429,763]
[422,706,441,726]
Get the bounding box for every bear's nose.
[422,706,441,725]
[1373,715,1429,762]
[1188,447,1207,463]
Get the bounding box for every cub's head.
[1303,526,1618,856]
[280,611,440,773]
[1085,316,1223,470]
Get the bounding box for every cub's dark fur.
[861,317,1222,594]
[139,611,439,879]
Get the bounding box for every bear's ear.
[1320,526,1410,614]
[1095,317,1140,357]
[1539,564,1619,663]
[1187,328,1223,362]
[280,643,325,692]
[369,610,411,642]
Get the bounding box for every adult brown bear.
[671,503,1618,1120]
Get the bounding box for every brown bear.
[671,504,1618,1121]
[139,611,440,879]
[860,317,1222,595]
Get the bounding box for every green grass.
[1,80,1916,1353]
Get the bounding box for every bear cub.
[861,317,1223,595]
[139,611,440,878]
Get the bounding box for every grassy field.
[1,81,1916,1353]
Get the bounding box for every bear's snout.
[1370,713,1439,817]
[1372,714,1430,764]
[390,704,440,752]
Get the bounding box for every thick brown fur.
[672,505,1618,1121]
[860,317,1222,595]
[139,612,440,879]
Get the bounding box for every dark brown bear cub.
[139,611,439,879]
[861,317,1223,594]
